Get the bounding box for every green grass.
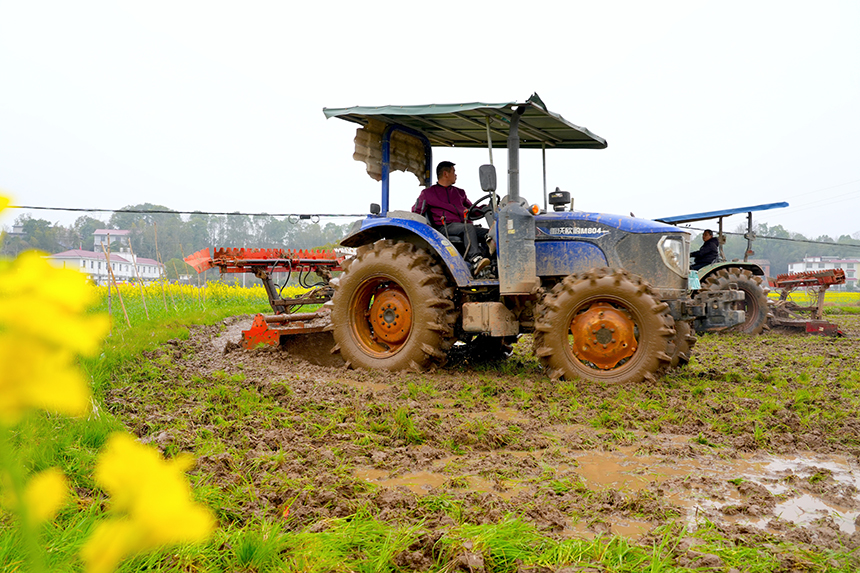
[4,290,860,572]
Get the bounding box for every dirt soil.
[105,313,860,566]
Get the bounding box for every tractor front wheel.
[533,268,675,384]
[331,240,458,371]
[669,320,697,369]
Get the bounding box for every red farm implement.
[768,268,846,336]
[184,247,348,349]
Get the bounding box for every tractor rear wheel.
[331,239,458,371]
[533,268,675,384]
[701,269,768,335]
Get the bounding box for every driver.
[413,161,490,277]
[690,229,720,270]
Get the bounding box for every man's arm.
[459,188,473,209]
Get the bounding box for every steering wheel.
[467,193,500,221]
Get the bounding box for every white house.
[787,256,858,291]
[93,229,131,251]
[48,229,164,285]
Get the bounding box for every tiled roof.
[50,250,132,262]
[48,251,165,269]
[93,229,131,236]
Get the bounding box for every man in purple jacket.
[413,161,490,277]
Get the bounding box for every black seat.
[416,203,466,254]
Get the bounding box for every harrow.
[768,268,846,336]
[184,247,347,349]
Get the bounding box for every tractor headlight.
[658,236,688,278]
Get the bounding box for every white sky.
[1,1,859,240]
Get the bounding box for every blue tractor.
[323,95,743,384]
[656,202,789,335]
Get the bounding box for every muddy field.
[105,314,860,570]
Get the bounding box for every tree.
[110,204,184,261]
[5,215,65,254]
[72,216,109,250]
[163,258,196,281]
[185,213,210,252]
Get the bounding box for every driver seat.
[414,202,466,254]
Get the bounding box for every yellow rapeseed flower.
[0,253,110,425]
[80,433,215,573]
[24,468,69,524]
[0,334,92,424]
[0,467,68,526]
[0,252,110,355]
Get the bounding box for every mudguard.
[340,216,497,288]
[697,261,765,283]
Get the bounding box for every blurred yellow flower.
[0,333,92,424]
[0,253,109,425]
[0,467,69,526]
[25,468,69,524]
[0,252,110,355]
[80,433,215,573]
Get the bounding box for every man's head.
[703,230,713,241]
[437,161,457,186]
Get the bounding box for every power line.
[782,177,860,201]
[7,205,365,219]
[777,188,860,216]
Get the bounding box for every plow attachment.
[184,247,350,350]
[768,269,846,336]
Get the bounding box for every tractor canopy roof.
[323,93,607,150]
[655,202,789,225]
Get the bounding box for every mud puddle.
[356,445,860,537]
[356,467,525,500]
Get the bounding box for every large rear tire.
[331,239,458,371]
[533,268,675,384]
[701,268,768,335]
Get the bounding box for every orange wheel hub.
[368,288,411,345]
[348,278,414,356]
[569,301,637,369]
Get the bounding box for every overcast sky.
[2,1,859,241]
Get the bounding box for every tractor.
[656,203,848,337]
[186,95,746,382]
[317,94,745,383]
[655,203,786,335]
